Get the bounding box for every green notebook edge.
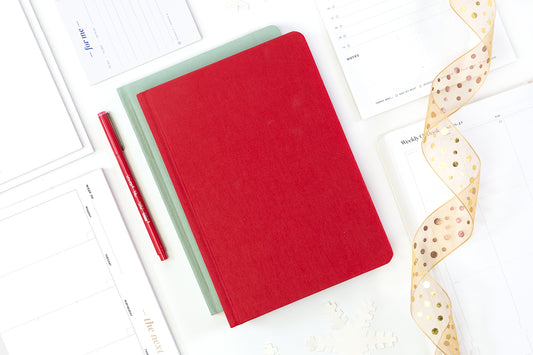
[117,26,282,315]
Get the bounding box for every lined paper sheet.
[316,0,517,119]
[380,83,533,354]
[0,170,180,355]
[0,0,91,192]
[56,0,201,83]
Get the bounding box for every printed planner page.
[316,0,517,119]
[56,0,201,83]
[379,83,533,355]
[0,170,179,355]
[0,0,91,192]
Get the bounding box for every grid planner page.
[379,83,533,355]
[316,0,517,119]
[0,170,179,355]
[0,0,91,192]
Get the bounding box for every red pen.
[98,111,168,261]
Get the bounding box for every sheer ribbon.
[410,1,496,354]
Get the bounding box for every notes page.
[0,170,179,355]
[316,0,517,119]
[379,83,533,354]
[0,0,91,192]
[56,0,201,84]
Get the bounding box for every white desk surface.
[7,0,533,354]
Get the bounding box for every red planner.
[137,32,393,327]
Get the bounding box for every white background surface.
[6,0,533,354]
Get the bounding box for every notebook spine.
[137,91,239,326]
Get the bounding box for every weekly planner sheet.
[380,83,533,354]
[0,170,180,355]
[316,0,517,118]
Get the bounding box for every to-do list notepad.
[56,0,201,83]
[316,0,516,119]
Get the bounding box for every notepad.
[316,0,517,119]
[137,32,393,327]
[0,170,180,355]
[56,0,201,83]
[0,0,91,192]
[379,83,533,354]
[118,26,282,315]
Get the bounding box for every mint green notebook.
[118,26,282,315]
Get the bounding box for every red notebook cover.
[137,32,393,327]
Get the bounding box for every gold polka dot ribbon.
[410,1,495,354]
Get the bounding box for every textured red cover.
[137,32,393,327]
